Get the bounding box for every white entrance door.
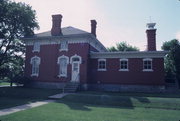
[71,62,80,82]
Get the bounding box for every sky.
[14,0,180,50]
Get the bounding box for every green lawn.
[0,87,61,109]
[0,82,10,86]
[0,91,180,121]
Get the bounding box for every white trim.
[57,55,69,77]
[91,51,167,59]
[30,56,41,65]
[31,74,39,77]
[143,58,152,61]
[119,59,129,71]
[70,54,82,64]
[143,58,153,72]
[71,55,81,82]
[119,69,129,71]
[59,40,68,52]
[57,55,69,64]
[25,35,107,52]
[143,69,153,72]
[32,42,40,52]
[30,56,41,77]
[98,58,106,71]
[98,69,107,71]
[120,58,128,61]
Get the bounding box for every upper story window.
[57,55,69,77]
[143,58,153,71]
[33,41,40,52]
[60,40,68,51]
[30,56,41,77]
[119,59,129,71]
[98,59,106,71]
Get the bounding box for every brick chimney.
[51,14,62,36]
[91,20,97,37]
[146,23,156,51]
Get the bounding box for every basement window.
[98,59,106,71]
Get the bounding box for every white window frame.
[119,59,129,71]
[98,59,107,71]
[70,54,82,64]
[60,40,68,51]
[143,58,153,72]
[32,41,40,52]
[30,56,41,77]
[57,55,69,77]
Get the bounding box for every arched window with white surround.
[30,56,41,77]
[57,55,69,77]
[70,54,82,64]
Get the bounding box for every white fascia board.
[90,51,168,59]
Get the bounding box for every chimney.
[146,23,156,51]
[51,14,63,36]
[91,20,97,37]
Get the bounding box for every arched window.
[57,55,69,77]
[30,56,41,76]
[70,54,82,64]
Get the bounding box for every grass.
[0,91,180,121]
[0,87,61,109]
[0,82,10,86]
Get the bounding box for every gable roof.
[35,26,89,37]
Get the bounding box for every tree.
[0,0,39,85]
[162,39,180,88]
[107,41,139,52]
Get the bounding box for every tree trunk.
[10,81,13,87]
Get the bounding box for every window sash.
[120,61,128,69]
[31,58,40,76]
[59,58,68,77]
[60,41,68,51]
[143,60,152,70]
[98,60,106,70]
[33,42,40,52]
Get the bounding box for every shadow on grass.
[56,94,151,111]
[0,87,61,110]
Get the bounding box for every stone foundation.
[31,82,65,89]
[81,84,165,93]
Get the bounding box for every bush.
[12,76,32,87]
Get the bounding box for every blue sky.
[14,0,180,50]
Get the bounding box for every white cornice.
[90,51,168,59]
[24,34,107,52]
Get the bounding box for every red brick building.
[24,14,167,92]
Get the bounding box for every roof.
[90,51,168,58]
[35,26,89,37]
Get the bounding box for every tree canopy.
[0,0,39,81]
[162,39,180,87]
[107,41,139,52]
